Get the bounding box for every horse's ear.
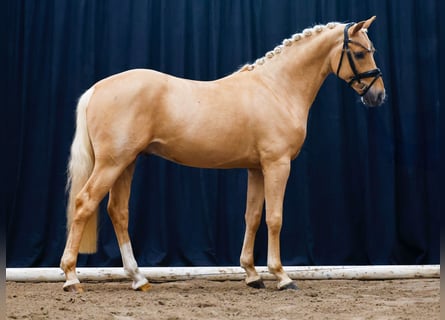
[363,16,377,29]
[351,16,376,35]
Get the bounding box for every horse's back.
[84,69,259,167]
[85,68,301,169]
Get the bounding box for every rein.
[336,22,382,96]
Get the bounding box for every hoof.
[278,281,299,291]
[136,282,152,292]
[132,277,151,291]
[63,283,84,293]
[246,278,266,289]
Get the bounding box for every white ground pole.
[6,265,439,282]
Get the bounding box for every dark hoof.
[279,281,299,291]
[246,279,266,289]
[63,283,84,293]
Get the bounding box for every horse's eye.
[354,52,365,60]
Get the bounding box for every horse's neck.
[258,27,342,109]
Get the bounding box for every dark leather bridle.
[336,22,382,96]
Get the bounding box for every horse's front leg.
[263,159,298,290]
[240,169,265,288]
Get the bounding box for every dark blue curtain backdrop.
[5,0,441,268]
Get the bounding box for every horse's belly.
[145,139,260,169]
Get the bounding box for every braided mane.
[239,22,339,72]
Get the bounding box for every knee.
[266,214,282,233]
[245,209,262,228]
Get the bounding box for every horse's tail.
[66,87,97,253]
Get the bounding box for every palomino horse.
[60,16,385,292]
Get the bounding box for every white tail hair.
[66,87,97,253]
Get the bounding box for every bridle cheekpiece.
[336,22,382,96]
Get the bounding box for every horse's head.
[334,16,386,106]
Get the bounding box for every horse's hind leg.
[60,160,130,292]
[240,169,265,288]
[107,162,150,291]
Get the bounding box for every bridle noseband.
[336,22,382,96]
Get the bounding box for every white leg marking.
[63,278,80,288]
[120,242,148,290]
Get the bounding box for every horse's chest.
[287,126,307,159]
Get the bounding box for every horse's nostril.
[362,90,385,107]
[377,91,385,104]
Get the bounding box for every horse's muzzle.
[361,88,385,107]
